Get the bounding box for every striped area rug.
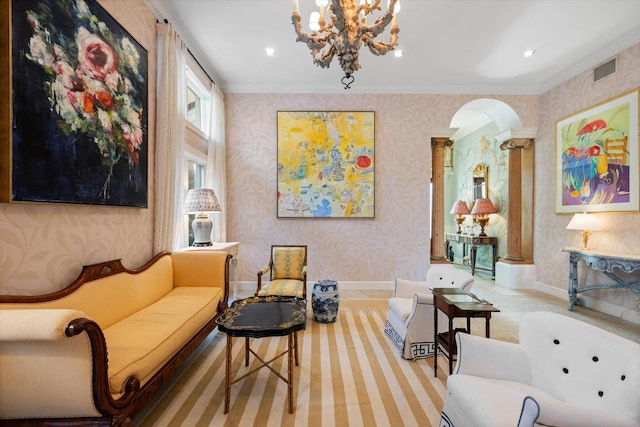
[139,303,448,426]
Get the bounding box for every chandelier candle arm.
[291,0,400,89]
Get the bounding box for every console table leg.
[568,259,578,311]
[470,245,477,276]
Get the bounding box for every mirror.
[473,164,488,200]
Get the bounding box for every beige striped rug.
[139,301,448,426]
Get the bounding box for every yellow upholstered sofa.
[0,250,230,426]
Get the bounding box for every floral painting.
[10,0,148,206]
[555,89,639,213]
[277,111,375,218]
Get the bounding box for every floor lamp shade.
[184,189,221,247]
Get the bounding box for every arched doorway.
[431,99,536,288]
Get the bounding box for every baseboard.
[534,281,640,326]
[235,280,394,294]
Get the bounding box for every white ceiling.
[145,0,640,94]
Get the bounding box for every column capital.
[431,137,454,149]
[500,137,534,151]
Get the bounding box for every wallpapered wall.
[224,93,538,284]
[535,43,640,311]
[0,0,156,295]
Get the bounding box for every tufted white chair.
[384,265,474,360]
[440,311,640,427]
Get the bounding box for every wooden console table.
[445,233,498,278]
[561,247,640,310]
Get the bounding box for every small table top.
[432,287,500,313]
[216,296,307,338]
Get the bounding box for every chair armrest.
[0,309,103,419]
[414,293,434,305]
[454,332,532,384]
[393,278,429,299]
[257,266,270,277]
[0,309,87,341]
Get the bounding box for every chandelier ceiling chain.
[292,0,400,89]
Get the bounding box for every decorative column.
[500,134,534,263]
[430,136,454,262]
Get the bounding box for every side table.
[432,287,500,377]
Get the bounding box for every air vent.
[594,58,616,82]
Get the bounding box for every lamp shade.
[566,213,601,231]
[184,189,221,213]
[450,200,470,215]
[470,198,497,216]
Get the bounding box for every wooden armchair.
[256,245,307,299]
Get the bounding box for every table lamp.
[450,200,470,234]
[566,213,601,250]
[470,198,497,236]
[184,188,221,247]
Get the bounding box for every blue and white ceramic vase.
[312,280,339,323]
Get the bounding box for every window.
[186,86,201,129]
[182,58,212,247]
[184,153,207,247]
[185,66,211,135]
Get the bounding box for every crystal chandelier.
[292,0,400,89]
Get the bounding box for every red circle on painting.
[356,155,371,168]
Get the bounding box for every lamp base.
[455,216,465,234]
[477,217,489,236]
[191,214,213,247]
[193,242,213,247]
[580,230,592,250]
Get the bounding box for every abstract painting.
[277,111,375,218]
[555,89,638,213]
[6,0,148,207]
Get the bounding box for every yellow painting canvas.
[277,111,375,218]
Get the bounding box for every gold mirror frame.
[473,164,488,200]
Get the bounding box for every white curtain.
[153,23,187,253]
[206,83,227,242]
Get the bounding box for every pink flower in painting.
[76,27,117,81]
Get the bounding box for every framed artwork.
[1,0,148,207]
[277,111,375,218]
[555,89,639,213]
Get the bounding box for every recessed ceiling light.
[265,47,275,56]
[394,50,403,58]
[523,49,536,58]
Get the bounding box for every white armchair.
[384,265,474,360]
[440,311,640,427]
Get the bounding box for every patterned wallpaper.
[0,0,156,295]
[224,93,538,284]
